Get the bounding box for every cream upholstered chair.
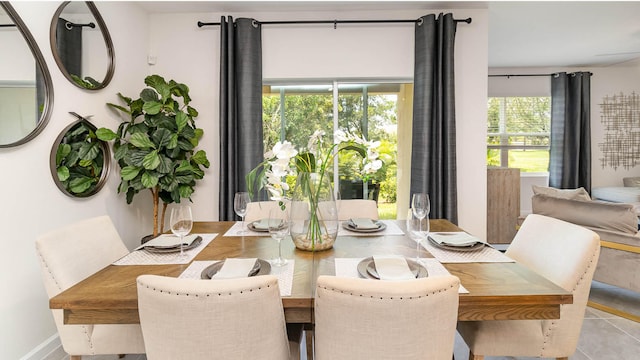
[314,274,460,360]
[137,274,300,360]
[336,199,379,220]
[35,215,145,360]
[457,214,601,360]
[245,200,289,223]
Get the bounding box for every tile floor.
[55,283,640,360]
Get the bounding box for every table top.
[50,220,572,325]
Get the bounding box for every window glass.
[487,97,550,172]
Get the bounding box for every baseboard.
[588,300,640,323]
[20,334,65,360]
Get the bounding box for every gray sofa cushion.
[592,186,640,204]
[532,185,591,201]
[531,194,638,235]
[623,177,640,187]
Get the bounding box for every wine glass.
[268,207,290,266]
[407,209,428,261]
[411,193,430,258]
[170,205,193,260]
[234,192,250,234]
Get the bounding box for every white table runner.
[422,240,514,263]
[113,233,217,265]
[179,260,295,296]
[334,257,469,293]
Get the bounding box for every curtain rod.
[489,72,593,78]
[0,24,17,27]
[197,17,472,28]
[65,21,96,30]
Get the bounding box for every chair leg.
[118,356,125,359]
[469,351,484,360]
[556,358,568,360]
[305,327,314,360]
[70,356,82,360]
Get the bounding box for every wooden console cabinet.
[487,167,520,244]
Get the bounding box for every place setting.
[113,205,217,265]
[338,218,404,236]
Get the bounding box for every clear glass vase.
[289,172,339,251]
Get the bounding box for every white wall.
[1,3,488,358]
[0,2,149,359]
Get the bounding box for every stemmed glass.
[268,207,290,267]
[170,205,193,260]
[234,192,250,234]
[411,193,430,259]
[407,209,429,261]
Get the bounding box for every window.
[487,97,551,172]
[262,81,412,219]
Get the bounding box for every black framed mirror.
[50,113,110,198]
[50,1,114,90]
[0,2,54,148]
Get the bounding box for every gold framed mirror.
[0,2,54,148]
[50,113,111,198]
[50,1,114,90]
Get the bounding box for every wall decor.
[50,112,110,197]
[50,1,114,90]
[0,2,54,147]
[598,92,640,170]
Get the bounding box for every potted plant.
[97,75,210,237]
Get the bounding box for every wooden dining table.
[49,220,572,326]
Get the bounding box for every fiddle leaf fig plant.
[97,75,210,236]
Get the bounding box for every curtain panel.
[549,72,592,192]
[219,17,263,220]
[410,13,458,223]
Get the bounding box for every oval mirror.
[0,2,54,148]
[50,1,114,90]
[50,113,110,198]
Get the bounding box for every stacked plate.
[357,256,428,279]
[143,235,203,254]
[427,232,485,252]
[342,218,386,233]
[201,259,271,279]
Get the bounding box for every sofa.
[530,188,640,295]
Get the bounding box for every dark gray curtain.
[219,17,263,220]
[549,72,592,192]
[410,13,458,223]
[56,18,82,77]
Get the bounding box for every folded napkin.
[211,258,258,279]
[251,219,269,230]
[350,218,378,229]
[137,234,199,249]
[428,232,485,247]
[372,255,414,280]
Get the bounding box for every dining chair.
[336,199,379,220]
[35,215,145,359]
[457,214,601,360]
[314,274,460,360]
[136,274,301,360]
[245,200,289,223]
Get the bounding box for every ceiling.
[135,1,640,68]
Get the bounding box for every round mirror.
[0,3,54,148]
[50,113,110,198]
[50,1,114,90]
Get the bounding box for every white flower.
[363,159,383,174]
[334,129,348,143]
[307,130,325,153]
[272,141,298,160]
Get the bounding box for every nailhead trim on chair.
[317,282,457,300]
[137,282,274,298]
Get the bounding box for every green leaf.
[129,132,155,149]
[57,166,70,181]
[78,159,93,167]
[78,142,99,161]
[125,187,136,204]
[142,150,161,170]
[114,143,128,161]
[177,139,194,151]
[167,134,179,149]
[175,111,188,132]
[141,171,159,188]
[175,160,193,173]
[151,128,173,148]
[116,92,133,106]
[69,177,93,194]
[178,184,194,199]
[159,174,179,192]
[121,166,141,181]
[156,155,173,174]
[140,88,159,102]
[340,144,367,158]
[96,128,117,141]
[187,106,198,118]
[56,143,71,165]
[191,150,209,167]
[295,153,316,173]
[142,101,162,115]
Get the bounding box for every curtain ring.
[417,17,424,26]
[334,20,337,29]
[251,19,259,28]
[65,21,73,30]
